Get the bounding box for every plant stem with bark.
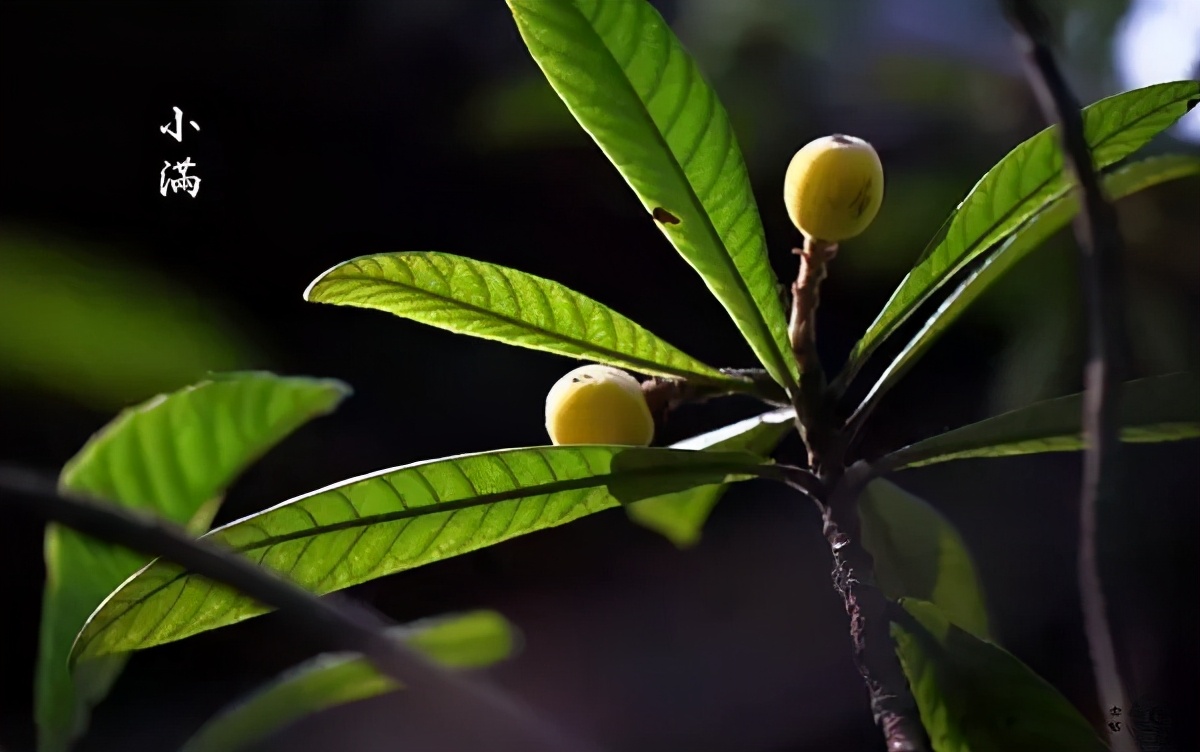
[789,236,839,474]
[787,238,929,752]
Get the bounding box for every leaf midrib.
[518,0,796,391]
[849,89,1197,367]
[230,457,767,552]
[75,457,771,658]
[314,273,739,386]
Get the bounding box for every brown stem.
[1002,3,1134,748]
[788,236,839,470]
[785,238,927,750]
[822,463,929,752]
[640,370,789,419]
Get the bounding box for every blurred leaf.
[0,226,255,408]
[37,374,349,752]
[882,373,1200,471]
[852,155,1200,422]
[73,446,771,660]
[508,0,797,392]
[307,252,744,387]
[178,610,516,752]
[892,599,1107,752]
[460,75,582,150]
[859,480,989,639]
[839,81,1200,391]
[628,407,794,546]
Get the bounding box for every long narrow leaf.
[73,446,771,660]
[882,373,1200,471]
[627,407,793,546]
[851,155,1200,428]
[838,81,1200,391]
[307,252,747,388]
[36,373,349,752]
[179,611,516,752]
[508,0,797,391]
[893,599,1107,752]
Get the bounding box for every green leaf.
[839,81,1200,391]
[178,610,516,752]
[859,480,989,639]
[507,0,797,392]
[852,155,1200,423]
[882,373,1200,471]
[37,373,349,752]
[73,446,771,660]
[892,599,1107,752]
[0,226,256,409]
[306,252,744,388]
[627,407,793,546]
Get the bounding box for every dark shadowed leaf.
[37,374,349,752]
[627,408,794,546]
[839,81,1200,391]
[508,0,797,391]
[882,373,1200,471]
[73,446,772,660]
[178,610,516,752]
[852,155,1200,424]
[859,480,989,639]
[892,599,1108,752]
[306,252,748,388]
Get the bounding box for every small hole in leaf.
[1187,98,1199,112]
[652,207,680,225]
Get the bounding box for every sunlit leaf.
[851,155,1200,423]
[892,599,1107,752]
[306,252,745,388]
[881,373,1200,471]
[178,610,516,752]
[627,408,793,546]
[839,81,1200,391]
[73,446,772,660]
[508,0,797,391]
[859,480,989,639]
[37,374,349,752]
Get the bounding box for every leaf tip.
[303,260,351,303]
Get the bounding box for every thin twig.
[773,464,828,508]
[1001,2,1134,748]
[1,467,598,752]
[641,369,789,418]
[788,237,839,471]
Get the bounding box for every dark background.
[1,1,1198,750]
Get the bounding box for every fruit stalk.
[788,237,838,471]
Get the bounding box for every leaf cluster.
[28,2,1199,750]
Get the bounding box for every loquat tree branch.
[1001,2,1135,748]
[784,236,927,750]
